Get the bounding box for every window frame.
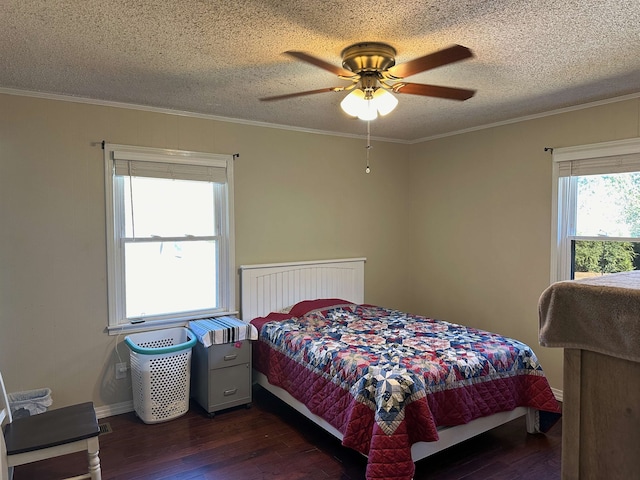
[104,143,236,333]
[551,137,640,283]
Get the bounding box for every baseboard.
[93,388,564,420]
[95,400,134,419]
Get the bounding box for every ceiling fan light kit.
[340,84,398,120]
[260,42,476,121]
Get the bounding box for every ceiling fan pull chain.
[365,120,372,174]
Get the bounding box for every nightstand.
[190,339,252,417]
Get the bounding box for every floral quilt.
[251,299,560,480]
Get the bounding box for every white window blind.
[554,137,640,176]
[556,153,640,177]
[112,149,228,183]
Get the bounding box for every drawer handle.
[223,388,237,396]
[223,354,238,361]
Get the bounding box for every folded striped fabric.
[189,316,258,347]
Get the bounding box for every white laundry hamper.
[125,327,197,424]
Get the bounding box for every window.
[104,144,235,332]
[551,138,640,282]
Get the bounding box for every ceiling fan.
[260,42,476,120]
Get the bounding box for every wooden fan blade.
[260,87,344,101]
[284,51,355,77]
[393,82,476,101]
[387,45,473,79]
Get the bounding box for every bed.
[241,258,560,480]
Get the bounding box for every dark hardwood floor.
[13,385,561,479]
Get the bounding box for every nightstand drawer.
[208,363,251,410]
[208,340,251,368]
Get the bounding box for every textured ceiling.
[2,1,640,142]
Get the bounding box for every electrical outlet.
[115,362,128,380]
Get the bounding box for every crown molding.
[0,87,405,144]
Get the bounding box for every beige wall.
[408,98,640,389]
[0,93,411,409]
[2,91,639,409]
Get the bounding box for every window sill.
[107,311,239,335]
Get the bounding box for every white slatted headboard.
[239,258,366,321]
